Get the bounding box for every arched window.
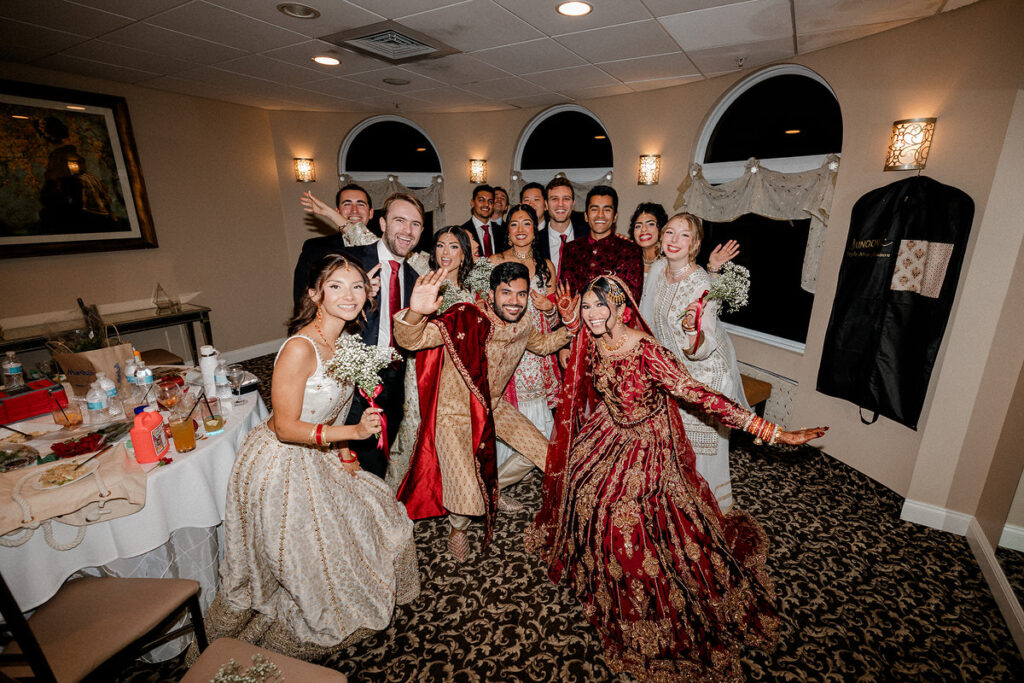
[514,105,612,184]
[339,115,442,189]
[694,66,842,351]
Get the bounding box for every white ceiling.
[0,0,978,113]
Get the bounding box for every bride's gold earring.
[315,306,324,326]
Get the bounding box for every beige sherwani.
[393,303,570,521]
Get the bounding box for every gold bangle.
[309,425,318,445]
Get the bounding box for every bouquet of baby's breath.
[212,654,281,683]
[706,262,750,314]
[463,258,494,295]
[323,335,400,394]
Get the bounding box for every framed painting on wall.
[0,79,157,258]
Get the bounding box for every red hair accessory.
[621,307,632,324]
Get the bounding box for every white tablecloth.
[0,393,268,657]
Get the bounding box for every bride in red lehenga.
[526,275,826,682]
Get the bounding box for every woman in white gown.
[202,253,420,660]
[639,212,746,512]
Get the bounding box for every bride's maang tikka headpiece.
[606,283,626,307]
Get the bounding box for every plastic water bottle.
[2,351,25,391]
[85,381,109,423]
[124,347,139,388]
[134,361,155,406]
[214,359,233,412]
[95,371,124,419]
[199,345,219,400]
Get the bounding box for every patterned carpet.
[113,355,1024,682]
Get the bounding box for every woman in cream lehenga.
[200,253,419,660]
[640,212,745,512]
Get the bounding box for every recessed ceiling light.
[312,55,340,66]
[557,1,592,17]
[11,114,29,120]
[785,129,801,134]
[415,147,426,152]
[383,77,411,85]
[65,105,86,111]
[593,134,606,140]
[277,3,320,19]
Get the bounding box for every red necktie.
[388,260,401,347]
[557,234,567,278]
[481,227,492,257]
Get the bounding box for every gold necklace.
[668,261,693,279]
[511,247,531,261]
[643,245,659,266]
[599,332,627,352]
[312,319,333,352]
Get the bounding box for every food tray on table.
[32,457,101,490]
[0,443,40,473]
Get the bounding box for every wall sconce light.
[884,118,936,171]
[293,158,316,182]
[469,159,487,183]
[638,154,661,185]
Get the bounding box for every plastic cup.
[200,397,224,435]
[51,401,83,427]
[169,417,196,453]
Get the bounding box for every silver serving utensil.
[73,443,114,471]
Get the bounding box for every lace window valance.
[508,171,614,213]
[339,174,447,227]
[673,154,840,293]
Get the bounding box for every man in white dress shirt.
[535,177,586,277]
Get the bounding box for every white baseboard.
[1000,524,1024,552]
[900,499,973,535]
[219,338,285,364]
[966,517,1024,655]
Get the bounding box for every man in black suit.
[492,185,509,228]
[292,183,374,306]
[534,177,587,276]
[339,192,425,479]
[460,184,508,256]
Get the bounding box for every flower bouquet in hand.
[323,335,400,455]
[682,262,750,353]
[463,258,494,295]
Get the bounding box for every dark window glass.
[696,215,813,344]
[521,111,612,169]
[345,121,441,174]
[705,75,842,163]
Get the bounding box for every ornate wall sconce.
[884,118,936,171]
[293,158,316,182]
[469,159,487,183]
[638,154,661,185]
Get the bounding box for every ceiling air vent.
[320,21,459,64]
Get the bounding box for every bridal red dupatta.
[396,302,500,545]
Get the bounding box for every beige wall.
[0,63,292,354]
[3,0,1023,515]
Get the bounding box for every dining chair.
[0,572,208,682]
[181,637,348,682]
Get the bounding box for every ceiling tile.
[399,0,543,53]
[474,38,585,75]
[207,0,383,36]
[641,0,750,18]
[177,65,278,90]
[559,82,633,100]
[261,40,385,74]
[460,75,546,100]
[347,0,466,20]
[797,19,916,54]
[556,20,680,63]
[61,40,194,75]
[296,76,390,100]
[597,51,699,82]
[103,22,247,63]
[359,92,433,111]
[525,65,619,91]
[0,18,88,62]
[277,86,352,108]
[146,1,308,52]
[216,54,328,85]
[36,53,161,82]
[69,0,190,20]
[494,0,653,35]
[658,0,793,51]
[0,0,133,36]
[503,92,573,109]
[401,53,510,85]
[686,35,792,73]
[627,74,704,91]
[793,0,941,34]
[342,66,444,92]
[405,85,489,106]
[417,101,510,113]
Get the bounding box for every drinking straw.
[185,390,211,421]
[52,394,69,422]
[0,424,32,438]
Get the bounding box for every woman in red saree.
[526,275,826,682]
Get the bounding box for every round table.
[0,393,268,659]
